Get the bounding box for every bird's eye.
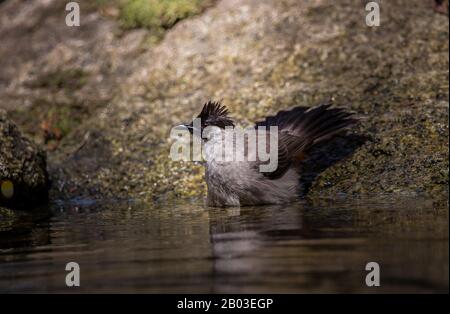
[203,119,212,128]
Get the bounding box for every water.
[0,196,448,293]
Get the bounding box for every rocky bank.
[0,0,448,206]
[0,110,48,210]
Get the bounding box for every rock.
[0,110,49,210]
[52,0,448,200]
[0,0,448,201]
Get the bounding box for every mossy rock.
[118,0,212,31]
[48,0,448,201]
[0,110,49,210]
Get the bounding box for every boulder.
[0,0,448,201]
[51,0,449,200]
[0,110,49,210]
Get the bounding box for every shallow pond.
[0,196,448,293]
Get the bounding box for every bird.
[181,100,357,207]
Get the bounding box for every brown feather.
[255,103,357,179]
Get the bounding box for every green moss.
[118,0,212,31]
[7,99,94,149]
[30,68,88,90]
[47,107,76,138]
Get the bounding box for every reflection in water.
[0,196,448,293]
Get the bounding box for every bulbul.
[182,101,357,207]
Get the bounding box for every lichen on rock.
[0,110,49,210]
[0,0,448,202]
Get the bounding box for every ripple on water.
[0,196,448,293]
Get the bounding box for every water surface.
[0,196,448,293]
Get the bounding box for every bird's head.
[183,100,235,135]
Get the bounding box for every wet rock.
[0,0,448,201]
[51,0,447,200]
[0,110,49,210]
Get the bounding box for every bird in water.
[181,101,357,207]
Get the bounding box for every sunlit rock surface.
[0,0,448,201]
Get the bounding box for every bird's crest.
[197,100,234,128]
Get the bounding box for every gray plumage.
[185,101,357,207]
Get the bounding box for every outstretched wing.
[254,104,357,180]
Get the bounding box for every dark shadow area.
[0,206,52,250]
[298,134,368,196]
[48,129,119,200]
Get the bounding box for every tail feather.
[255,103,357,179]
[255,103,356,148]
[312,118,357,145]
[299,108,349,139]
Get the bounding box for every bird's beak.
[174,123,194,134]
[185,124,194,134]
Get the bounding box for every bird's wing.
[253,104,357,180]
[249,129,306,180]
